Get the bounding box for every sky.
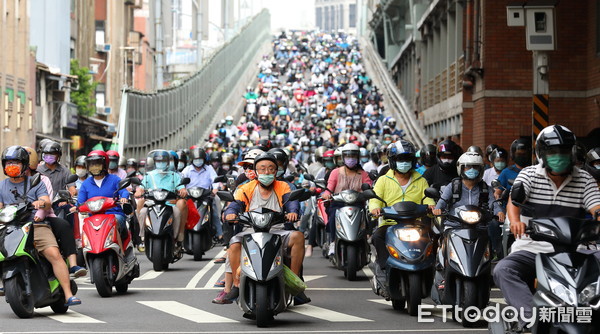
[259,0,316,32]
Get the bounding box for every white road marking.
[303,275,327,282]
[77,287,372,291]
[138,301,238,323]
[368,299,391,306]
[289,304,373,322]
[367,300,453,319]
[203,263,226,288]
[137,270,164,280]
[362,266,374,278]
[37,307,105,323]
[489,297,506,304]
[186,249,226,288]
[491,288,500,291]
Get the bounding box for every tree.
[70,59,98,116]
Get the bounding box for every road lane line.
[77,286,373,291]
[489,297,506,304]
[186,249,226,288]
[303,275,327,282]
[37,307,105,323]
[203,263,226,288]
[289,304,373,322]
[137,270,164,280]
[138,301,238,323]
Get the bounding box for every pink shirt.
[324,167,372,196]
[35,174,56,220]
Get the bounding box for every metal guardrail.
[118,10,271,159]
[361,37,430,148]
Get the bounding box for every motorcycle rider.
[322,143,372,254]
[584,147,600,187]
[423,139,462,190]
[37,141,76,221]
[493,125,600,331]
[135,150,188,252]
[494,138,532,199]
[0,146,81,306]
[105,150,127,180]
[223,153,310,305]
[369,140,436,272]
[74,155,88,191]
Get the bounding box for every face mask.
[212,161,220,169]
[303,146,310,152]
[514,156,531,167]
[4,164,22,178]
[545,154,572,173]
[494,162,507,171]
[43,154,57,165]
[395,161,412,174]
[177,162,185,171]
[169,161,176,171]
[108,161,118,170]
[193,159,204,168]
[240,142,247,147]
[361,157,369,163]
[325,161,336,169]
[464,168,480,180]
[383,140,391,145]
[155,161,168,171]
[595,165,600,170]
[226,121,233,126]
[88,164,103,176]
[257,173,275,186]
[76,168,87,178]
[245,169,257,180]
[222,164,231,171]
[344,157,358,168]
[277,167,285,177]
[440,158,454,165]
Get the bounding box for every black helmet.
[75,155,87,168]
[268,148,289,169]
[535,125,577,174]
[2,146,29,177]
[189,147,208,161]
[485,144,499,162]
[572,141,587,166]
[126,158,138,169]
[176,149,188,165]
[466,145,484,157]
[210,151,222,162]
[42,141,62,156]
[489,147,508,162]
[584,147,600,180]
[436,139,462,171]
[388,140,417,171]
[510,137,532,167]
[254,152,278,170]
[420,144,437,167]
[258,139,273,151]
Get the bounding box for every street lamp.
[191,0,202,68]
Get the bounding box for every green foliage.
[70,59,98,116]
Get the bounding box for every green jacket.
[369,169,435,226]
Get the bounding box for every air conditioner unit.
[95,44,111,53]
[96,106,111,115]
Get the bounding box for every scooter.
[143,178,190,271]
[183,187,215,261]
[426,188,494,327]
[217,188,307,327]
[0,174,78,318]
[77,177,140,297]
[489,182,600,333]
[329,185,378,281]
[371,201,436,316]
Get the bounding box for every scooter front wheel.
[192,233,204,261]
[4,276,35,318]
[91,257,113,297]
[345,244,358,281]
[255,283,273,328]
[406,273,422,316]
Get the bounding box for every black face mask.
[514,156,531,167]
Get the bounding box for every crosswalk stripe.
[138,270,164,280]
[489,298,506,305]
[37,307,105,323]
[138,301,238,323]
[289,304,373,322]
[203,263,226,288]
[303,275,327,283]
[186,249,226,288]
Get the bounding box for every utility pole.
[192,0,203,68]
[155,0,164,89]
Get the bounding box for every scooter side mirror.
[30,173,41,188]
[117,179,131,191]
[510,182,526,206]
[66,174,79,184]
[122,202,134,215]
[129,177,142,186]
[214,175,226,183]
[491,179,502,189]
[286,188,306,203]
[179,177,191,186]
[424,187,440,200]
[285,174,296,183]
[58,190,71,200]
[361,183,371,191]
[126,170,137,178]
[217,191,235,202]
[368,170,378,181]
[303,174,315,181]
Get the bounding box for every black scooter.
[183,187,215,261]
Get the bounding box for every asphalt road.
[0,244,499,333]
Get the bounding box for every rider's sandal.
[213,257,226,264]
[213,280,225,287]
[64,296,82,306]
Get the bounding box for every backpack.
[449,177,489,208]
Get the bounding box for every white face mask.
[75,168,87,178]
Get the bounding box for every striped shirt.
[511,163,600,254]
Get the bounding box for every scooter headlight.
[153,190,168,201]
[578,281,599,306]
[87,198,106,213]
[104,227,115,248]
[534,223,557,238]
[459,210,481,224]
[548,277,576,306]
[82,231,91,251]
[0,205,18,223]
[396,228,421,242]
[145,216,152,228]
[188,188,202,198]
[271,255,282,271]
[340,192,358,203]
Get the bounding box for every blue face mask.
[361,157,369,163]
[494,162,507,171]
[464,168,480,180]
[155,161,168,171]
[545,154,572,173]
[192,159,204,168]
[257,173,275,186]
[395,161,412,173]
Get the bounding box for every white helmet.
[457,152,484,181]
[341,143,360,157]
[334,147,343,167]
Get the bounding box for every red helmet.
[106,150,119,162]
[323,150,335,159]
[86,150,109,175]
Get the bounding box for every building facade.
[316,0,359,34]
[367,0,600,150]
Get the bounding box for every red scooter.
[78,178,140,297]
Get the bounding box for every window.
[95,83,106,108]
[339,4,344,29]
[316,7,322,29]
[349,4,356,28]
[95,20,105,45]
